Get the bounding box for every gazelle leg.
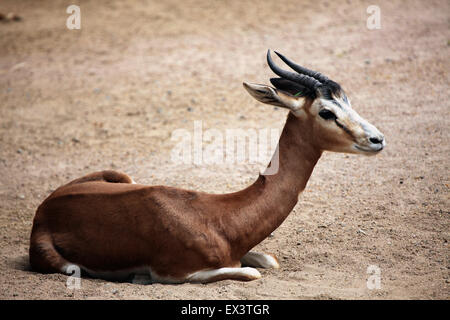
[131,274,152,285]
[241,252,280,269]
[186,267,261,283]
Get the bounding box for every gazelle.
[29,50,385,284]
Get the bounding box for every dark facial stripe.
[342,95,349,104]
[335,119,357,142]
[331,100,343,109]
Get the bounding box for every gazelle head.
[244,50,385,155]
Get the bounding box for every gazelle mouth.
[354,144,384,153]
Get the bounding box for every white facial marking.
[319,93,385,154]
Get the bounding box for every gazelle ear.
[243,82,304,112]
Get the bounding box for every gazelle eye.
[319,109,336,120]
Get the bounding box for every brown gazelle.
[30,50,385,284]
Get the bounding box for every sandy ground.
[0,0,449,300]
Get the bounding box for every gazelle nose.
[369,136,383,144]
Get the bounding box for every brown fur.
[30,76,384,282]
[29,111,322,281]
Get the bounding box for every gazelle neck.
[226,111,323,259]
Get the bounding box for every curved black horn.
[274,51,329,83]
[267,50,322,90]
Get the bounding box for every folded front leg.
[240,252,280,269]
[186,267,262,283]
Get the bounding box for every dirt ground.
[0,0,448,300]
